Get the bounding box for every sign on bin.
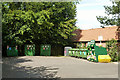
[7,45,18,56]
[80,51,81,55]
[73,51,74,54]
[40,44,51,56]
[9,47,11,50]
[7,46,8,49]
[25,44,35,56]
[84,52,86,55]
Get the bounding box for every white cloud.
[76,9,107,29]
[75,0,112,30]
[77,24,101,30]
[77,0,112,7]
[76,10,105,24]
[76,9,106,20]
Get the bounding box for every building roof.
[72,26,118,42]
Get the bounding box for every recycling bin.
[79,49,88,58]
[72,49,78,57]
[75,50,80,57]
[25,44,35,56]
[86,40,108,62]
[40,44,51,56]
[78,50,82,57]
[64,47,72,56]
[72,49,75,57]
[68,48,79,57]
[68,50,72,56]
[98,55,111,63]
[7,45,18,56]
[68,49,74,56]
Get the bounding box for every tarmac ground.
[2,56,118,79]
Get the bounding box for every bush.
[76,43,87,49]
[106,39,118,62]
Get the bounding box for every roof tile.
[72,26,118,42]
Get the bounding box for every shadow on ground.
[2,57,60,79]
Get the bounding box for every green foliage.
[96,1,120,26]
[76,43,87,49]
[76,43,81,48]
[106,39,118,62]
[2,2,78,46]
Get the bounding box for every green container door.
[68,50,72,56]
[76,50,80,57]
[7,46,18,56]
[79,49,88,58]
[82,51,87,58]
[40,44,51,56]
[94,46,107,62]
[79,51,82,57]
[25,44,35,56]
[75,50,78,57]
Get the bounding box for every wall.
[51,44,64,56]
[96,42,106,47]
[79,41,107,48]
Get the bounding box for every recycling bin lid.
[69,48,80,51]
[64,47,72,49]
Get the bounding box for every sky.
[76,0,113,30]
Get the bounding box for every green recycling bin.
[68,48,79,57]
[25,44,35,56]
[78,49,88,58]
[68,50,72,56]
[72,49,77,57]
[75,50,80,57]
[7,45,18,56]
[87,40,107,62]
[74,49,78,57]
[40,44,51,56]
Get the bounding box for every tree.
[96,1,120,27]
[2,2,78,46]
[96,1,120,61]
[106,39,118,62]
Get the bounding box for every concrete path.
[2,56,118,78]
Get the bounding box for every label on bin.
[64,51,66,54]
[27,47,29,49]
[73,51,74,54]
[7,46,9,49]
[43,48,45,50]
[69,51,71,53]
[80,52,81,55]
[9,47,11,50]
[84,52,86,55]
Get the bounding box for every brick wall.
[96,43,106,47]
